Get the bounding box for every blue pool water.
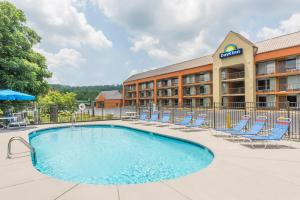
[29,125,213,185]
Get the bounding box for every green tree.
[38,91,77,111]
[50,84,123,100]
[0,1,51,96]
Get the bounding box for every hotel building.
[123,31,300,108]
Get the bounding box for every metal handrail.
[7,136,37,165]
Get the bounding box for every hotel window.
[183,99,192,107]
[199,98,204,107]
[287,76,300,90]
[148,82,154,89]
[199,86,205,94]
[172,78,178,85]
[173,88,178,96]
[257,96,267,107]
[141,83,146,90]
[297,56,300,69]
[198,74,204,82]
[184,87,191,96]
[163,90,168,96]
[174,99,178,107]
[257,61,275,75]
[257,79,270,91]
[163,99,169,106]
[285,58,297,70]
[157,81,162,87]
[287,95,297,107]
[184,76,189,84]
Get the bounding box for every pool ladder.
[7,136,37,165]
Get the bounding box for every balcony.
[139,95,153,99]
[222,87,245,95]
[157,83,178,89]
[157,93,178,98]
[126,87,136,92]
[279,83,300,92]
[257,86,273,92]
[125,95,136,100]
[184,91,211,97]
[222,71,244,80]
[183,77,211,85]
[139,86,154,91]
[277,66,300,73]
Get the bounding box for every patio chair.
[186,114,207,128]
[7,113,28,128]
[131,111,148,123]
[229,116,267,137]
[170,112,193,128]
[155,111,171,126]
[0,121,5,129]
[138,111,148,121]
[144,111,159,125]
[242,117,291,149]
[215,115,250,134]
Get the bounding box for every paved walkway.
[0,121,300,200]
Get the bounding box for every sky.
[11,0,300,86]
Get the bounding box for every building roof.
[256,31,300,54]
[95,90,122,100]
[125,55,212,82]
[124,31,300,83]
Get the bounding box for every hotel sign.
[219,44,243,59]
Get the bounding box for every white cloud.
[257,13,300,40]
[94,0,300,62]
[130,31,212,62]
[12,0,112,49]
[35,47,86,84]
[130,35,175,61]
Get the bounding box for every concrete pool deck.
[0,120,300,200]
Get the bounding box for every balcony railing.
[157,94,178,97]
[157,83,178,88]
[279,83,300,91]
[223,87,245,94]
[139,95,153,98]
[257,86,273,92]
[184,91,211,96]
[183,78,211,85]
[222,71,244,80]
[126,88,136,92]
[277,66,300,73]
[257,66,300,75]
[139,86,153,90]
[125,96,136,100]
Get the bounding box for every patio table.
[0,117,17,129]
[125,112,137,120]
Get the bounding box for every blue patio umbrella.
[0,89,35,101]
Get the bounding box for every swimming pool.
[29,125,214,185]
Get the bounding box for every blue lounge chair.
[139,111,148,120]
[186,114,207,128]
[172,112,193,128]
[145,111,159,123]
[131,111,148,123]
[215,115,250,133]
[229,116,267,137]
[242,117,291,148]
[155,111,171,126]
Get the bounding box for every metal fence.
[1,102,299,140]
[132,102,300,140]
